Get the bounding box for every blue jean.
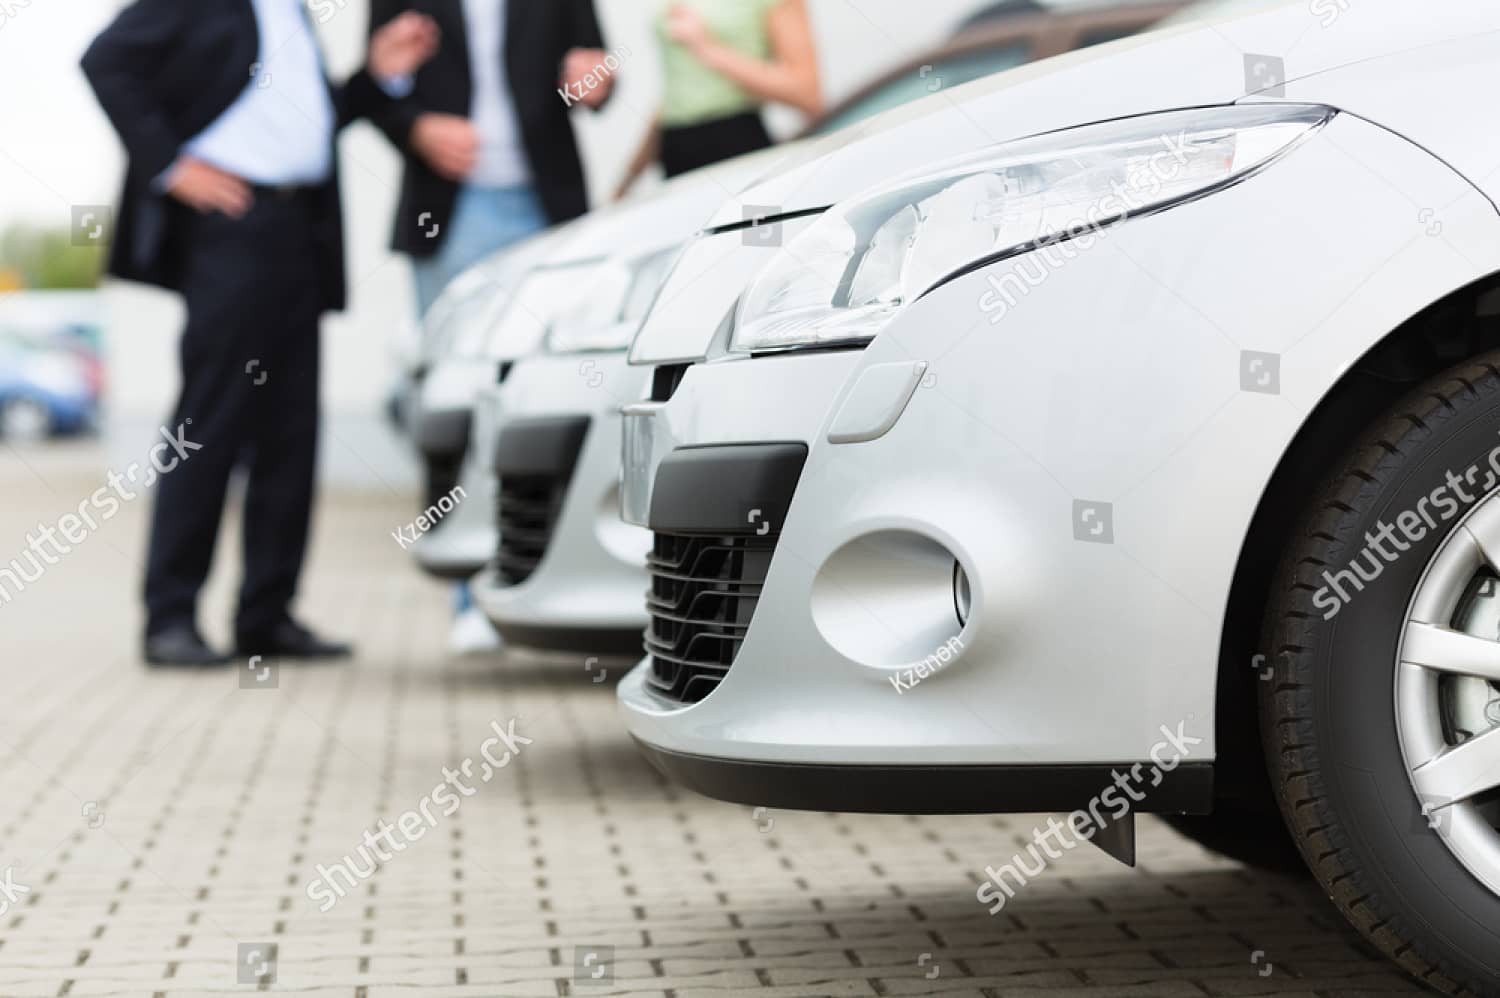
[412,184,549,317]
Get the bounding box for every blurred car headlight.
[487,261,605,359]
[545,248,679,354]
[732,104,1334,354]
[421,267,505,364]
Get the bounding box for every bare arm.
[672,0,822,117]
[614,118,662,200]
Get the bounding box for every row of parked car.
[400,1,1500,994]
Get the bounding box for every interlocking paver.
[0,450,1428,997]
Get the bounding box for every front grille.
[645,530,778,704]
[495,474,567,585]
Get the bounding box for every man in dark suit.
[368,0,615,314]
[82,0,440,667]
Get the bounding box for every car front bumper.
[472,351,651,654]
[616,111,1500,813]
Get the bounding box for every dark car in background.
[803,0,1187,137]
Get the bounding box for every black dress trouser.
[144,191,322,639]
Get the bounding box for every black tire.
[1161,806,1306,873]
[1260,354,1500,997]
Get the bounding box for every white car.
[470,153,789,653]
[407,229,569,579]
[617,0,1500,991]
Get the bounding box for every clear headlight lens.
[545,247,679,354]
[420,268,503,364]
[486,262,604,359]
[733,103,1334,354]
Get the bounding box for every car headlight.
[733,103,1334,354]
[486,261,603,359]
[421,269,502,364]
[545,248,679,354]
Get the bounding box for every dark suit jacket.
[81,0,392,312]
[368,0,608,257]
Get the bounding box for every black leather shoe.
[145,625,232,668]
[236,619,353,661]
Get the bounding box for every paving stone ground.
[0,444,1427,997]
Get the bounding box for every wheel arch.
[1213,268,1500,810]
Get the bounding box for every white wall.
[0,0,995,487]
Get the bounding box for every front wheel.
[1261,355,1500,996]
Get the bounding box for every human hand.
[560,48,613,108]
[665,4,712,53]
[166,157,253,217]
[369,12,440,81]
[411,113,479,181]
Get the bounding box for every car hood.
[545,143,803,265]
[712,0,1500,225]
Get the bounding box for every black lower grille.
[495,475,567,584]
[645,531,777,704]
[492,415,591,586]
[640,442,808,707]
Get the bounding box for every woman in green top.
[616,0,822,194]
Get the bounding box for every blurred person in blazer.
[82,0,439,667]
[369,0,615,315]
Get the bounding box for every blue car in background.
[0,307,103,442]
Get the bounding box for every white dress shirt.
[461,0,532,188]
[182,0,336,186]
